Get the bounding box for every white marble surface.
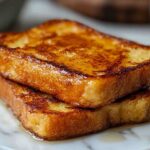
[1,0,150,149]
[1,101,150,150]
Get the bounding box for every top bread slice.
[0,19,150,108]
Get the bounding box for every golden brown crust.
[0,19,149,108]
[0,20,150,77]
[0,76,150,140]
[0,19,150,77]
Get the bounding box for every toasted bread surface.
[0,20,150,108]
[0,76,150,140]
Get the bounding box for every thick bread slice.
[0,20,150,108]
[0,76,150,140]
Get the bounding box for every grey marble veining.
[1,0,150,149]
[0,100,150,150]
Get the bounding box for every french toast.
[0,19,150,108]
[0,76,150,140]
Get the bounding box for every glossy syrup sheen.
[0,75,150,140]
[0,20,150,77]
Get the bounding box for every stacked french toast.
[0,19,149,140]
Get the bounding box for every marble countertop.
[1,0,150,149]
[1,101,150,150]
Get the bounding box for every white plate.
[0,101,150,150]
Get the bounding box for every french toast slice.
[0,19,150,108]
[0,76,150,140]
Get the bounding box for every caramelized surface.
[9,80,150,113]
[0,75,150,140]
[1,20,150,77]
[5,79,75,114]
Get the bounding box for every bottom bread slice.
[0,76,150,140]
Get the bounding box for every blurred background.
[1,0,150,44]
